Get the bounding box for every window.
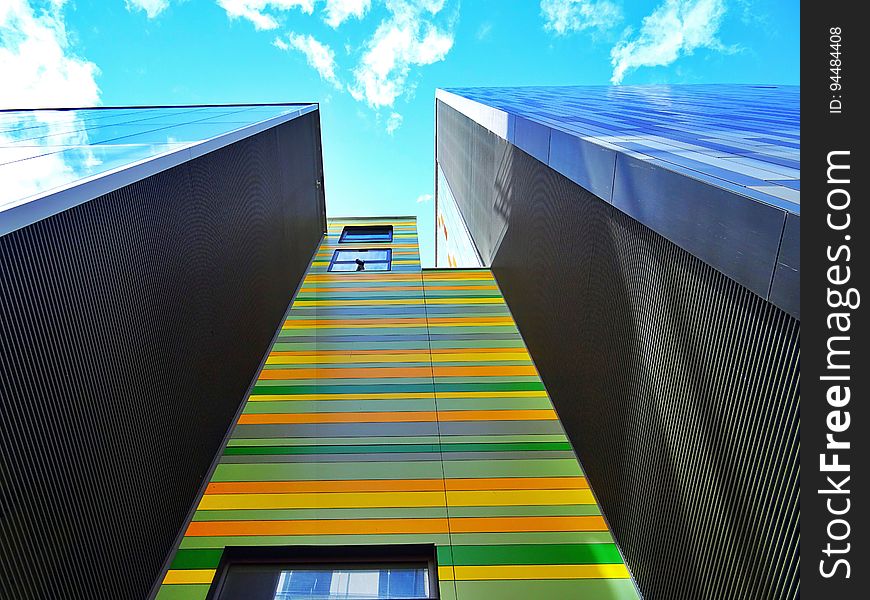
[208,545,438,600]
[328,249,392,272]
[339,225,393,244]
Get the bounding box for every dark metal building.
[0,104,326,599]
[435,85,800,600]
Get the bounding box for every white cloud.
[217,0,315,30]
[349,0,454,109]
[385,111,402,134]
[415,193,432,203]
[323,0,371,28]
[275,32,341,87]
[0,0,100,108]
[125,0,170,18]
[0,0,101,208]
[610,0,729,84]
[541,0,622,35]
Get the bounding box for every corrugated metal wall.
[436,101,800,600]
[0,113,325,599]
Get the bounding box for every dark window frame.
[328,248,393,272]
[206,544,439,600]
[339,225,394,244]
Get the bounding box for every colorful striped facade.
[157,218,638,600]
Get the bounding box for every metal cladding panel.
[0,112,325,599]
[156,218,640,600]
[436,104,800,600]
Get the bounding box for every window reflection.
[273,567,430,600]
[0,105,312,212]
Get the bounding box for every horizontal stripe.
[197,489,594,510]
[205,477,587,495]
[169,548,224,569]
[439,564,631,581]
[251,382,547,395]
[283,317,512,328]
[443,543,624,566]
[236,410,557,425]
[185,518,450,536]
[257,366,537,380]
[162,569,215,585]
[247,390,547,402]
[185,515,606,537]
[223,442,573,455]
[449,516,608,533]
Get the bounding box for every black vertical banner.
[802,2,867,598]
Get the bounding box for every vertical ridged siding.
[156,218,639,600]
[436,102,800,600]
[0,113,325,600]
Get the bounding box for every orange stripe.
[283,317,513,327]
[238,411,437,424]
[299,285,497,293]
[267,348,529,357]
[206,479,447,495]
[300,286,424,292]
[204,477,588,495]
[449,516,608,533]
[236,410,557,425]
[186,518,450,536]
[438,409,556,422]
[258,365,537,380]
[185,515,606,536]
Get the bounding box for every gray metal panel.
[611,153,787,299]
[769,212,800,319]
[513,115,550,164]
[548,129,617,202]
[435,104,800,600]
[0,112,324,600]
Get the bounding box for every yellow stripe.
[442,564,631,581]
[246,391,547,401]
[163,569,216,584]
[280,321,513,330]
[446,489,595,506]
[293,298,504,306]
[265,352,533,365]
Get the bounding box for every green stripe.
[250,381,545,394]
[155,585,211,600]
[169,548,224,569]
[438,543,624,566]
[224,442,573,456]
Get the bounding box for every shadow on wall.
[486,139,799,600]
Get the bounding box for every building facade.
[156,217,639,600]
[2,87,801,599]
[435,85,800,600]
[0,104,326,599]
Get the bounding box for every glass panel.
[329,262,362,272]
[0,143,192,210]
[335,250,390,262]
[0,104,315,212]
[357,262,390,271]
[340,226,392,243]
[273,567,429,600]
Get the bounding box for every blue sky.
[1,0,799,265]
